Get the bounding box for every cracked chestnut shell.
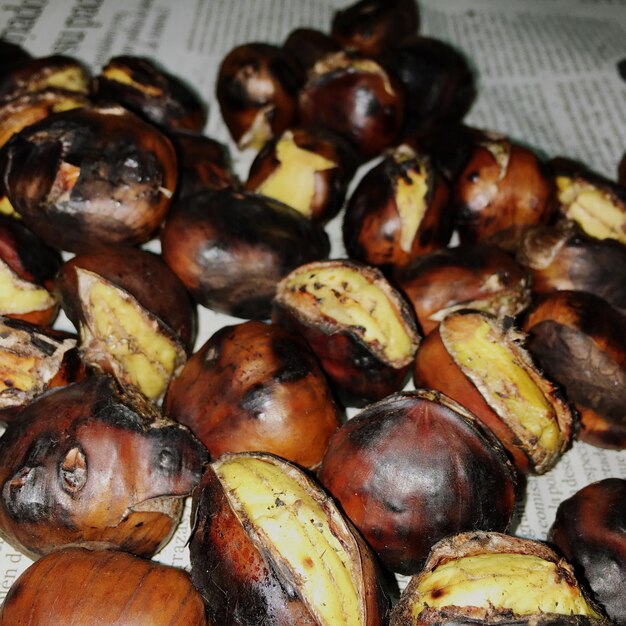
[161,189,330,320]
[394,244,531,336]
[216,43,304,150]
[0,547,208,625]
[1,104,177,253]
[163,320,342,469]
[93,55,207,132]
[390,532,608,626]
[0,374,207,559]
[318,390,518,575]
[413,310,575,474]
[273,259,420,407]
[189,452,389,626]
[342,143,452,270]
[548,478,626,626]
[523,290,626,449]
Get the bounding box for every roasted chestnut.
[216,43,304,150]
[619,151,626,186]
[298,50,405,160]
[164,320,342,469]
[189,452,389,626]
[548,478,626,626]
[523,290,626,449]
[342,143,452,270]
[161,188,330,320]
[283,27,341,72]
[318,390,518,575]
[413,310,575,474]
[394,244,531,336]
[452,135,555,250]
[0,374,207,559]
[246,126,358,223]
[0,39,32,73]
[93,55,207,132]
[273,259,420,407]
[0,548,208,625]
[391,532,608,626]
[1,104,178,253]
[54,246,196,403]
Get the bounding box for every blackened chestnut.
[318,390,518,575]
[163,320,342,469]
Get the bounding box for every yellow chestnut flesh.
[0,260,55,315]
[395,150,429,253]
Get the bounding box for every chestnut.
[298,50,405,160]
[273,259,420,407]
[0,40,32,73]
[452,135,556,251]
[164,320,341,469]
[394,244,531,336]
[548,478,626,626]
[342,143,453,270]
[283,27,342,72]
[245,126,358,224]
[517,220,626,315]
[0,547,208,625]
[318,390,518,575]
[160,188,330,320]
[330,0,420,58]
[0,214,63,326]
[0,374,207,559]
[391,532,608,626]
[189,452,389,626]
[92,55,207,132]
[413,309,575,474]
[216,43,305,150]
[619,151,626,187]
[1,104,178,253]
[523,290,626,449]
[54,246,196,403]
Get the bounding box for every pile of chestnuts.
[0,0,624,623]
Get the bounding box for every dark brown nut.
[0,374,207,559]
[164,320,342,469]
[318,390,518,575]
[92,55,207,132]
[452,136,556,251]
[548,478,626,626]
[1,104,178,253]
[0,547,208,625]
[523,290,626,449]
[342,144,452,270]
[160,189,330,320]
[0,54,89,101]
[216,43,305,150]
[245,126,358,224]
[394,244,531,336]
[189,452,389,626]
[170,130,240,200]
[283,28,342,72]
[517,220,626,316]
[273,259,420,407]
[413,310,575,474]
[298,50,405,161]
[331,0,419,58]
[390,532,608,626]
[0,214,63,326]
[619,151,626,187]
[0,40,32,73]
[383,36,476,139]
[0,317,85,421]
[54,247,196,403]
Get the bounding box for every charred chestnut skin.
[318,390,518,575]
[0,548,208,625]
[548,478,626,626]
[163,320,342,469]
[1,104,178,253]
[161,189,330,320]
[523,290,626,449]
[0,374,208,559]
[93,55,207,132]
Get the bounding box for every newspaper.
[0,0,625,600]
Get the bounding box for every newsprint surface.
[0,0,625,598]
